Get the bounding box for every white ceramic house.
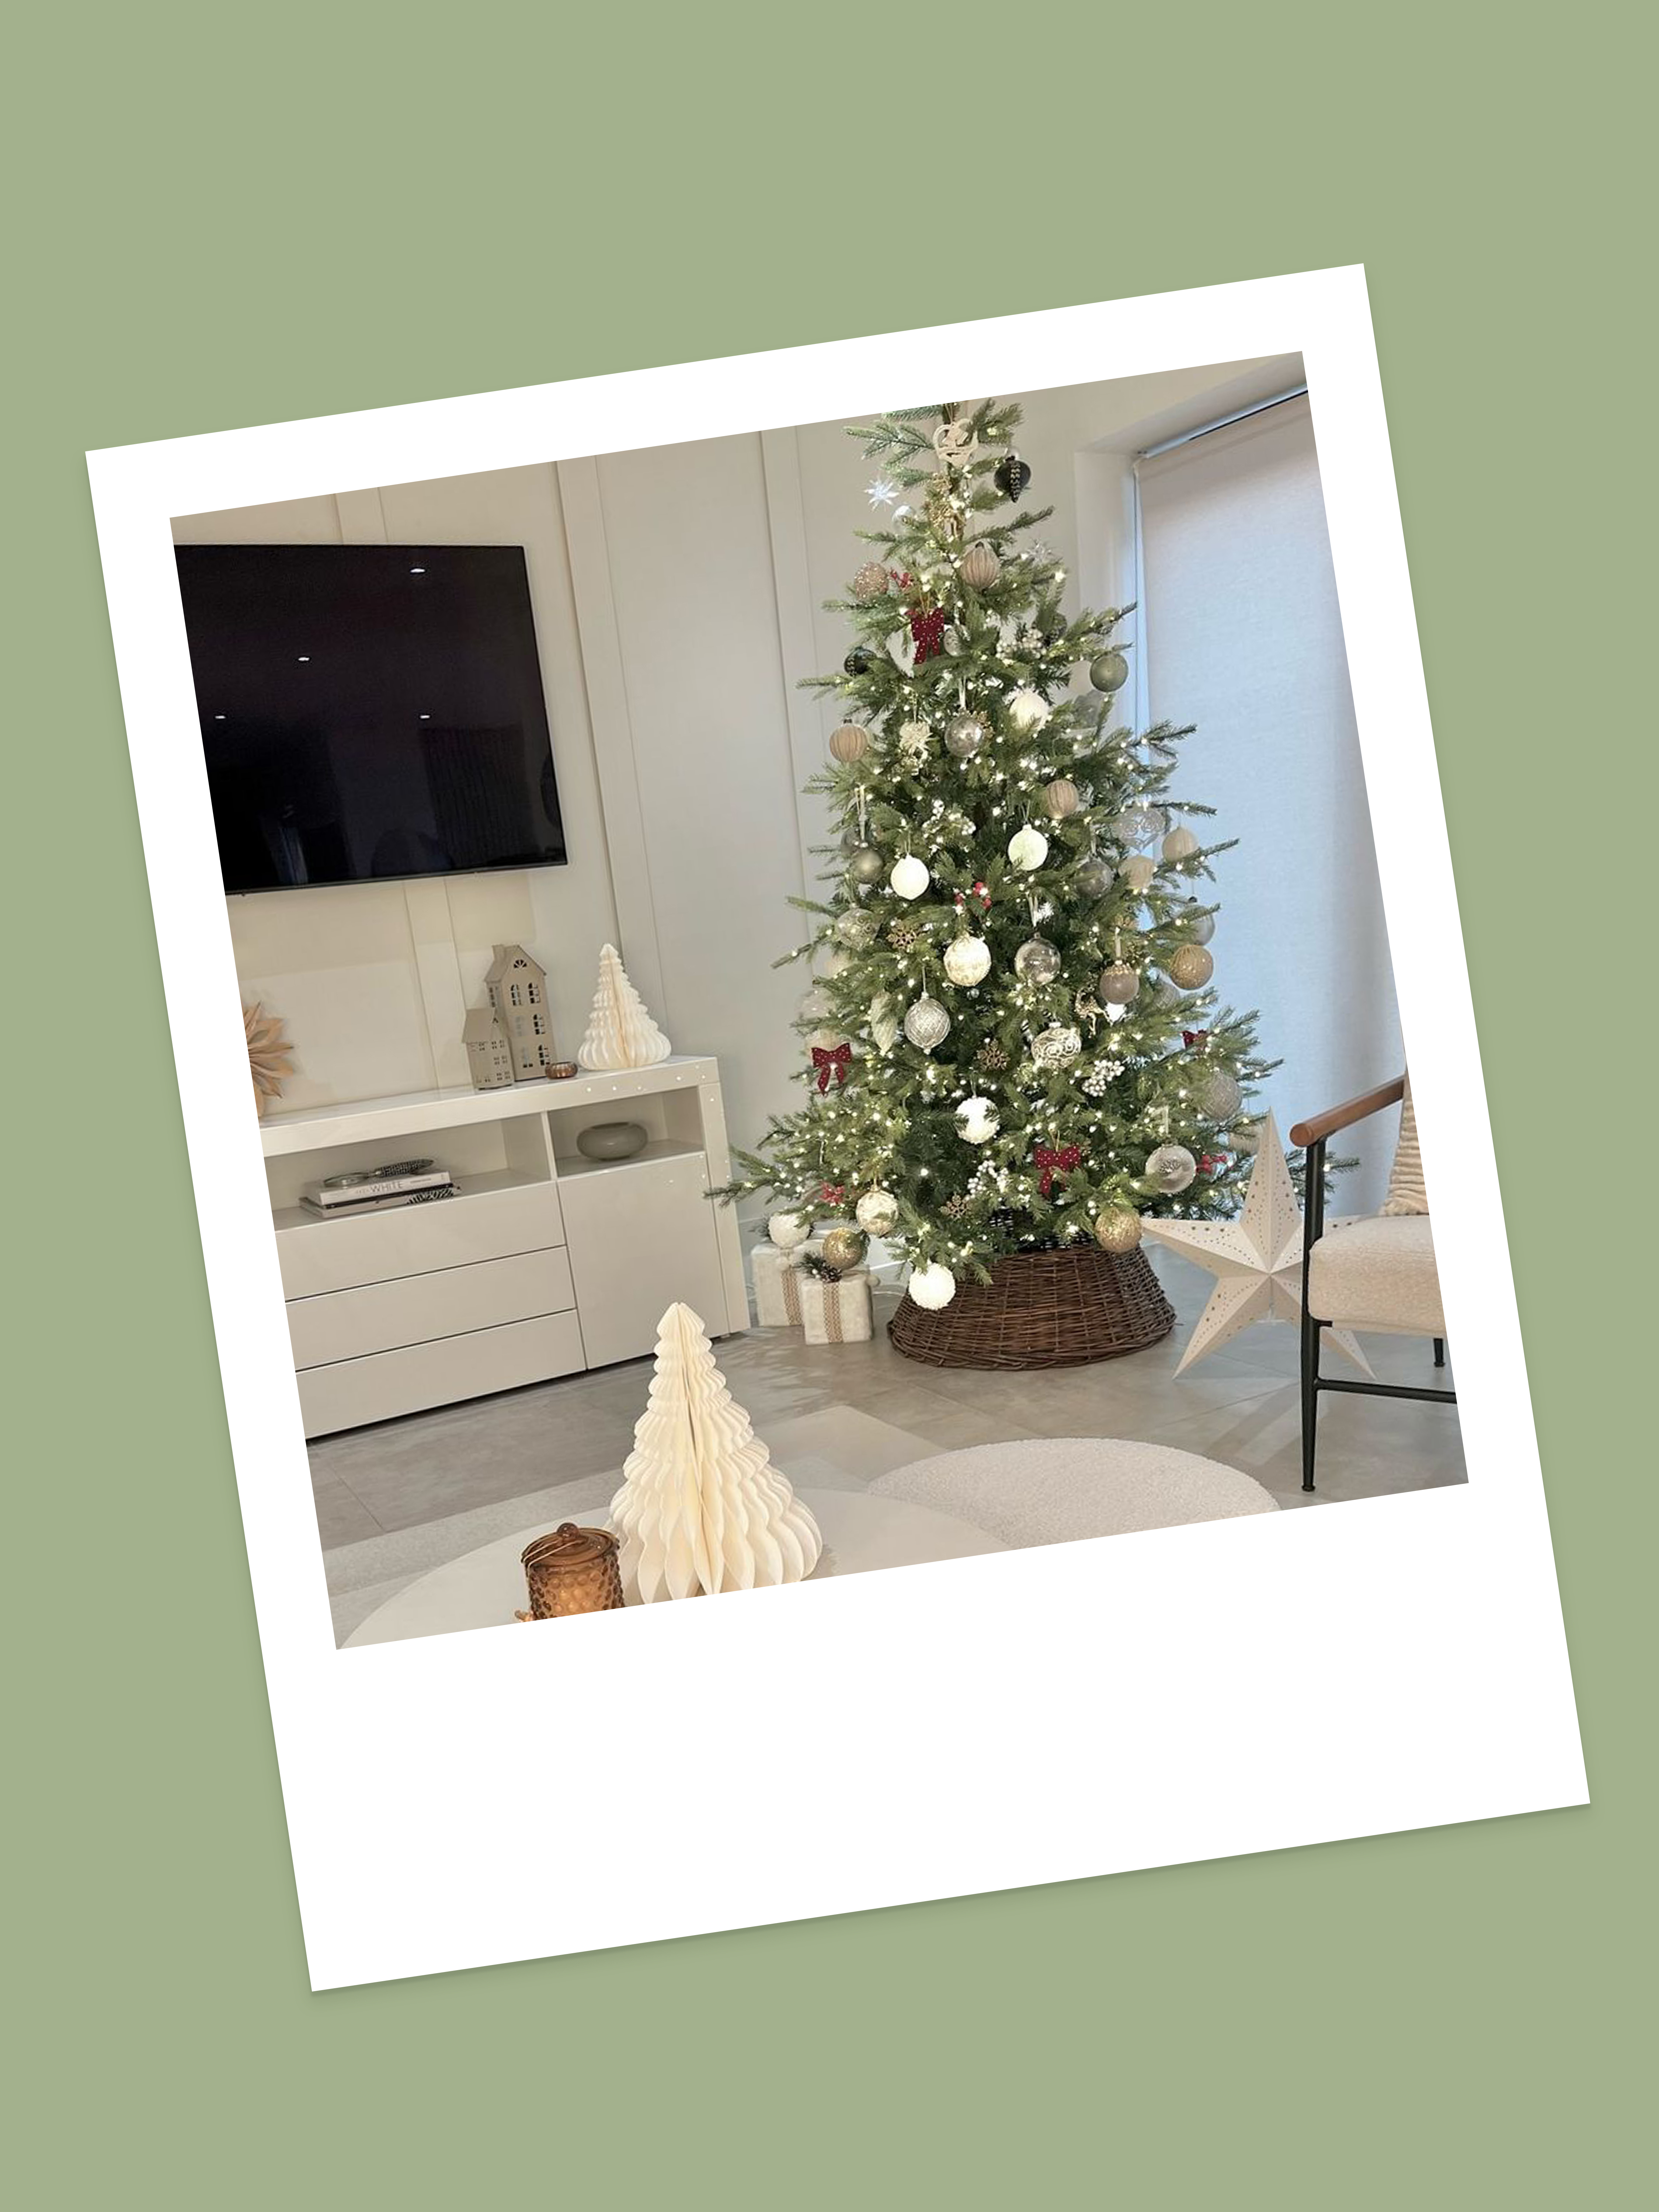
[462,1006,514,1090]
[484,943,552,1081]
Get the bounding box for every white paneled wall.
[176,354,1368,1227]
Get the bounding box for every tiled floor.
[310,1243,1465,1583]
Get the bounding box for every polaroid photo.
[88,267,1585,1990]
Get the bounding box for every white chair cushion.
[1308,1213,1444,1336]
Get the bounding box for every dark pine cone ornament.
[995,454,1032,501]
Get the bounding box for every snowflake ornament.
[866,477,898,509]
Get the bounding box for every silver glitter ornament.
[1197,1066,1242,1121]
[848,847,884,885]
[1073,855,1115,901]
[944,712,987,758]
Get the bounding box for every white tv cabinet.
[261,1055,749,1437]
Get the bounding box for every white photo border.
[88,267,1585,1991]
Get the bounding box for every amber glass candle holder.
[518,1524,625,1619]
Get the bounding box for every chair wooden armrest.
[1290,1076,1405,1150]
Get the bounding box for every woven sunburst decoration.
[244,1002,294,1118]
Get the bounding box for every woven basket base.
[888,1244,1175,1371]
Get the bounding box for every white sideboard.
[261,1055,749,1436]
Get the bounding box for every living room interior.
[172,350,1465,1647]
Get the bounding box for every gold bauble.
[820,1227,869,1272]
[1094,1209,1143,1255]
[851,561,890,604]
[1168,944,1215,990]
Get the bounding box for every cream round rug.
[869,1437,1277,1548]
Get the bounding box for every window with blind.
[1135,394,1403,1210]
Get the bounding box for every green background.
[8,3,1647,2202]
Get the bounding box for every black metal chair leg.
[1433,1337,1446,1368]
[1300,1308,1321,1493]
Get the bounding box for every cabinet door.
[558,1151,728,1368]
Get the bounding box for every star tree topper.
[1140,1111,1373,1377]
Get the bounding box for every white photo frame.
[88,267,1584,1992]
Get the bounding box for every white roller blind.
[1137,395,1402,1209]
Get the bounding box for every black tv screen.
[175,543,568,893]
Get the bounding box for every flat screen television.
[175,543,568,893]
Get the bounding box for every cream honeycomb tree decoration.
[610,1304,823,1601]
[577,942,672,1070]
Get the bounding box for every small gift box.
[752,1242,808,1326]
[797,1266,873,1345]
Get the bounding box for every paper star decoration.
[1140,1110,1373,1377]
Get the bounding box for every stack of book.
[300,1164,456,1218]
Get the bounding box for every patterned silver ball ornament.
[1145,1144,1198,1194]
[851,561,890,604]
[904,995,952,1051]
[848,847,885,885]
[1111,804,1167,849]
[1182,898,1216,946]
[1031,1024,1082,1069]
[1014,938,1062,984]
[1168,944,1215,990]
[1094,1208,1142,1255]
[944,712,987,758]
[855,1187,900,1237]
[1090,650,1130,693]
[1098,962,1140,1005]
[1073,855,1115,901]
[1197,1066,1242,1121]
[836,907,878,948]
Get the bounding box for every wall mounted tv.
[175,543,568,894]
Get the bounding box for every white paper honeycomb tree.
[610,1304,822,1601]
[577,942,672,1071]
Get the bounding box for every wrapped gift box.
[752,1241,811,1326]
[797,1267,873,1345]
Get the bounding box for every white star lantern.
[1140,1110,1373,1377]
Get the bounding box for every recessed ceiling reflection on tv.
[175,543,568,894]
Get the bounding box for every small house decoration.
[244,1001,294,1119]
[485,943,553,1081]
[462,1006,514,1091]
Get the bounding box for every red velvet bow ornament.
[1034,1142,1083,1197]
[1183,1030,1210,1050]
[1200,1152,1228,1177]
[812,1043,852,1092]
[910,607,947,662]
[821,1182,846,1205]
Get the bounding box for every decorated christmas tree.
[719,399,1275,1364]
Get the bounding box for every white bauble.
[1008,686,1050,731]
[1008,824,1049,872]
[768,1211,811,1251]
[1121,854,1157,893]
[907,1263,958,1310]
[956,1095,1000,1144]
[890,855,930,900]
[855,1187,900,1237]
[1162,825,1200,862]
[943,935,992,987]
[1145,1144,1198,1193]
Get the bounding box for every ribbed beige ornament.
[960,543,1000,589]
[610,1305,822,1601]
[829,723,870,764]
[577,943,672,1070]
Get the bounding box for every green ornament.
[1090,650,1129,693]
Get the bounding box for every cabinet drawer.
[288,1246,574,1370]
[276,1180,564,1300]
[298,1310,586,1437]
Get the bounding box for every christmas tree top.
[718,399,1274,1303]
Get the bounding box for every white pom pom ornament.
[907,1263,958,1310]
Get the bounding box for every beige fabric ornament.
[577,944,672,1069]
[1043,777,1080,817]
[828,723,870,764]
[1381,1074,1430,1214]
[1121,854,1157,893]
[1168,945,1215,990]
[959,542,1000,589]
[610,1304,822,1601]
[1162,825,1200,862]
